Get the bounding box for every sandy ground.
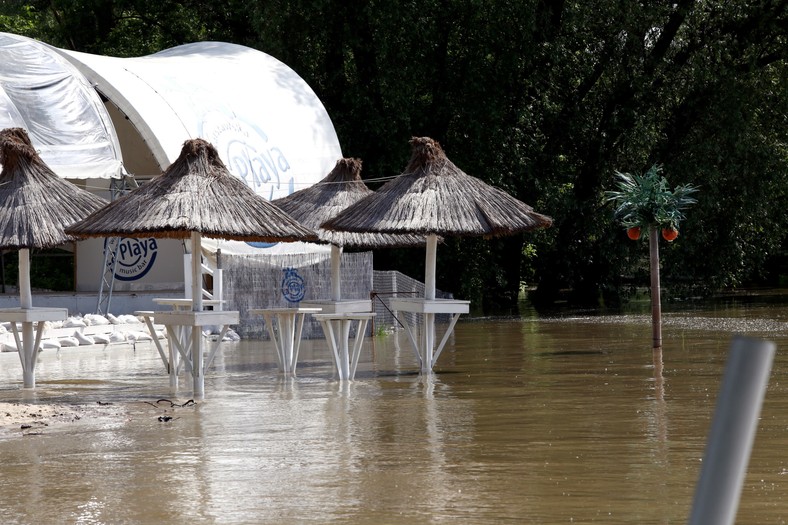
[0,401,126,437]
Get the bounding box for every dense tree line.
[2,0,786,311]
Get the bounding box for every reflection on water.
[0,297,786,524]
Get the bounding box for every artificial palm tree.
[606,164,698,348]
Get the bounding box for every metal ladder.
[95,176,138,315]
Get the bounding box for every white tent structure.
[55,40,342,296]
[56,40,341,198]
[0,33,343,314]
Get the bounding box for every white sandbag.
[109,331,127,343]
[127,331,153,342]
[42,339,61,349]
[117,314,142,325]
[223,329,241,342]
[74,331,95,345]
[106,313,121,325]
[63,317,87,328]
[92,333,111,344]
[84,314,110,326]
[59,336,80,347]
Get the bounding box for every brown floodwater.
[0,296,787,524]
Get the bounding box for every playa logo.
[110,237,158,281]
[281,267,305,303]
[200,112,293,201]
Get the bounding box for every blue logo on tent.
[111,237,158,281]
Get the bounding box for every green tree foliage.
[1,1,786,308]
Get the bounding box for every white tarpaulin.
[0,32,123,179]
[57,41,342,201]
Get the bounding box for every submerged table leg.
[192,326,204,399]
[338,319,352,380]
[11,321,41,388]
[431,313,463,368]
[292,313,307,370]
[282,314,297,374]
[393,312,422,367]
[138,313,169,372]
[169,341,180,389]
[314,313,374,381]
[349,318,370,380]
[318,319,342,379]
[422,313,435,373]
[165,325,195,390]
[263,313,285,372]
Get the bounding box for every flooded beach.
[0,295,787,524]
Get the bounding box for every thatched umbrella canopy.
[0,127,107,308]
[273,157,426,249]
[322,136,552,300]
[322,137,553,238]
[66,138,317,243]
[0,127,108,250]
[66,138,317,310]
[273,157,429,302]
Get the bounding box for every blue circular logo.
[281,267,305,302]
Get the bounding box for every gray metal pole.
[688,335,776,525]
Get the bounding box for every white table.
[0,307,68,388]
[299,299,372,314]
[312,312,375,381]
[138,306,238,398]
[250,307,322,375]
[136,298,227,388]
[153,298,226,311]
[389,298,470,372]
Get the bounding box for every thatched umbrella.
[66,138,316,397]
[322,137,552,297]
[66,138,317,311]
[273,157,426,302]
[0,127,108,387]
[322,137,552,370]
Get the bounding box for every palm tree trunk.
[649,226,662,349]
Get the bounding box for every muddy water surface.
[0,297,787,524]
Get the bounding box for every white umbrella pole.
[19,248,32,309]
[192,318,204,398]
[191,232,204,398]
[424,235,437,300]
[330,244,342,302]
[19,249,36,387]
[423,234,438,372]
[191,232,202,312]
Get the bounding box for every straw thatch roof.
[322,137,553,237]
[0,127,108,249]
[66,138,317,243]
[272,157,429,248]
